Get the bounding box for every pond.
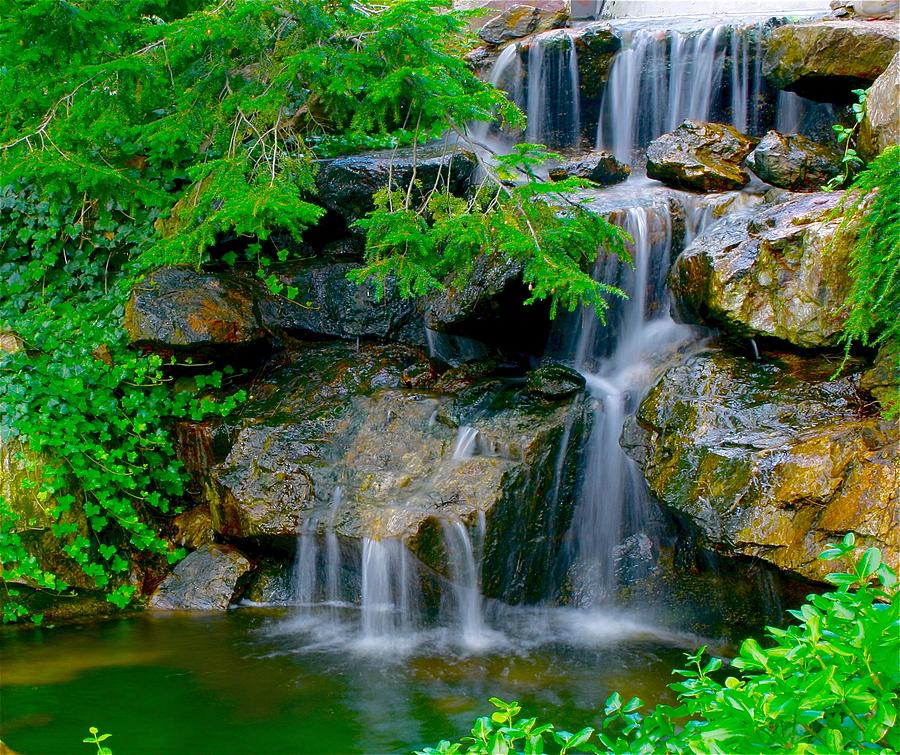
[0,605,702,754]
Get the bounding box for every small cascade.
[525,32,581,148]
[451,425,480,461]
[294,531,319,606]
[596,23,768,162]
[473,31,582,150]
[325,487,343,605]
[559,200,691,604]
[440,514,489,647]
[360,538,420,640]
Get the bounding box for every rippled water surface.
[1,606,696,754]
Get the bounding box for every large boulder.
[646,120,757,192]
[478,4,567,45]
[257,260,422,343]
[622,349,899,583]
[180,340,588,603]
[671,191,857,348]
[314,142,477,226]
[764,19,899,102]
[746,130,842,190]
[149,544,253,610]
[549,150,630,185]
[859,52,900,160]
[125,267,266,352]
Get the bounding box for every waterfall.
[451,425,480,461]
[560,201,691,604]
[524,32,582,148]
[596,24,765,162]
[325,487,343,605]
[440,514,489,647]
[294,532,319,606]
[360,538,419,640]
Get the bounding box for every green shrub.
[837,145,900,418]
[418,537,900,754]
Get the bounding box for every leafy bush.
[837,145,900,418]
[419,537,900,754]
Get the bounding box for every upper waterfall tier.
[476,17,834,155]
[571,0,829,19]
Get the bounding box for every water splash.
[360,538,420,641]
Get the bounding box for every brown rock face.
[646,120,757,192]
[859,52,900,160]
[764,19,899,103]
[746,130,842,190]
[622,349,899,583]
[125,267,266,352]
[671,191,857,348]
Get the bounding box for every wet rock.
[190,339,587,603]
[526,362,586,399]
[241,560,295,604]
[860,345,900,411]
[424,252,552,358]
[671,191,857,348]
[171,505,214,550]
[622,349,899,583]
[572,23,622,101]
[746,130,842,190]
[548,151,630,185]
[149,544,253,610]
[125,267,266,352]
[646,120,757,192]
[859,52,900,160]
[612,533,655,583]
[314,142,477,226]
[258,260,422,342]
[205,341,431,543]
[0,439,94,591]
[764,19,899,102]
[478,4,567,45]
[425,253,523,333]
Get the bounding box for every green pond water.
[0,605,701,754]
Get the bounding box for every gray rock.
[646,120,757,192]
[149,544,253,610]
[572,23,622,101]
[125,267,266,351]
[526,362,586,399]
[859,52,900,160]
[763,19,899,102]
[746,130,842,190]
[671,191,857,348]
[314,142,477,225]
[623,349,899,583]
[258,260,422,342]
[548,151,630,185]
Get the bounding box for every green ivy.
[419,537,899,754]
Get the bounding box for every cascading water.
[451,425,480,461]
[440,513,490,648]
[360,538,419,641]
[596,23,769,162]
[553,195,688,604]
[525,32,581,148]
